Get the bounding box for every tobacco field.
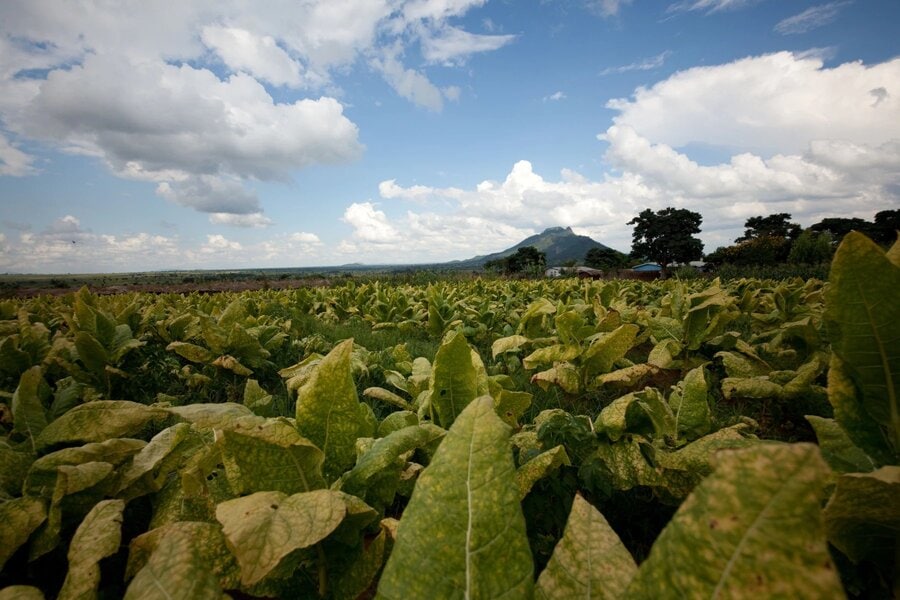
[0,232,897,599]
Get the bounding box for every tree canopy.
[628,207,703,276]
[484,246,546,275]
[584,247,629,271]
[737,213,801,242]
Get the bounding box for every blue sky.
[1,0,898,273]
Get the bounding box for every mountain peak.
[452,225,615,267]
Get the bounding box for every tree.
[873,209,900,245]
[809,217,875,246]
[584,247,628,271]
[737,213,801,242]
[788,229,833,264]
[628,207,703,278]
[484,246,546,276]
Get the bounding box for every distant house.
[545,267,564,278]
[631,262,662,272]
[575,266,603,279]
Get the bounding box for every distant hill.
[451,226,614,267]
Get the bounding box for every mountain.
[451,226,614,267]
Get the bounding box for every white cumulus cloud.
[343,202,401,244]
[606,52,900,156]
[201,26,304,87]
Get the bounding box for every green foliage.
[788,229,833,264]
[583,247,628,271]
[628,207,703,275]
[737,212,801,242]
[0,237,897,598]
[484,246,547,276]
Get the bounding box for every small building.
[575,266,604,279]
[545,267,564,278]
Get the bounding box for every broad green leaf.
[0,587,44,600]
[827,355,893,465]
[58,499,125,600]
[116,424,193,498]
[376,397,533,600]
[166,341,214,364]
[668,365,712,441]
[124,526,225,599]
[219,427,326,495]
[377,410,418,437]
[295,339,362,481]
[494,389,532,428]
[806,416,876,473]
[716,350,770,378]
[531,362,580,395]
[648,339,682,368]
[74,331,108,375]
[535,495,637,599]
[25,438,145,497]
[0,496,46,570]
[592,364,658,390]
[825,232,900,457]
[242,379,274,417]
[36,401,168,451]
[522,344,580,370]
[428,330,479,428]
[491,335,529,359]
[12,366,49,450]
[30,461,116,560]
[588,437,661,492]
[516,445,570,500]
[126,522,240,590]
[341,424,445,498]
[0,446,33,497]
[823,466,900,563]
[626,444,843,599]
[215,489,347,586]
[517,298,556,338]
[582,324,639,378]
[331,525,389,600]
[594,389,673,442]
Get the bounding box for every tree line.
[483,208,898,278]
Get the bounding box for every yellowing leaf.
[36,401,168,451]
[668,365,712,441]
[428,330,479,428]
[491,335,529,359]
[517,445,570,500]
[211,354,253,376]
[219,428,325,495]
[536,495,637,599]
[215,489,347,586]
[12,366,49,450]
[0,587,44,600]
[376,397,533,600]
[0,497,46,570]
[626,444,843,599]
[126,522,240,590]
[58,499,125,600]
[295,339,362,481]
[124,526,225,599]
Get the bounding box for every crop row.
[0,232,897,598]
